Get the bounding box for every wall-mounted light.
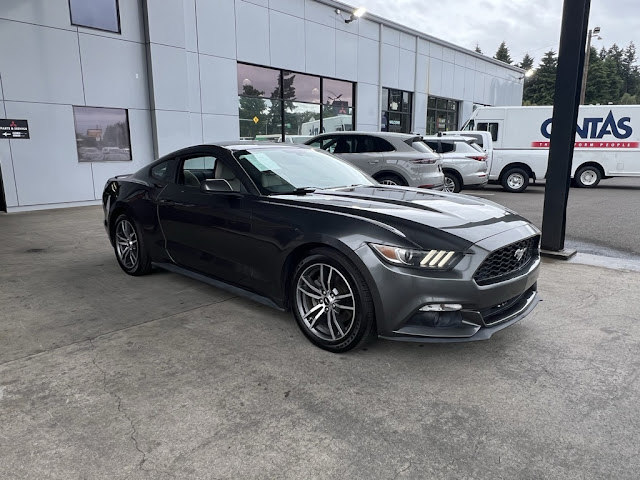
[335,7,366,23]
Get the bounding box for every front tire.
[574,165,601,188]
[291,248,375,352]
[443,172,462,193]
[113,214,152,276]
[501,167,529,193]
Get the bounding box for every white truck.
[462,105,640,192]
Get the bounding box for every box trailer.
[463,105,640,192]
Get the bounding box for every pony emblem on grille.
[514,247,526,261]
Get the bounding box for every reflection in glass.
[237,64,281,98]
[286,102,321,137]
[426,95,460,134]
[73,106,131,162]
[283,71,321,103]
[323,78,353,105]
[69,0,119,32]
[238,98,283,140]
[322,106,353,133]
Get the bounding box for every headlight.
[370,243,460,269]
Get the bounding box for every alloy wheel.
[443,176,456,192]
[380,179,398,186]
[295,263,356,342]
[115,219,139,270]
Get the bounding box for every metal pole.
[540,0,591,256]
[579,29,592,105]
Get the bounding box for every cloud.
[355,0,639,67]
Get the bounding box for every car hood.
[270,186,535,246]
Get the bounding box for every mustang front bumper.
[356,224,541,342]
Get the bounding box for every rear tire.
[443,172,462,193]
[113,214,152,276]
[574,165,601,188]
[375,173,405,186]
[291,248,376,353]
[501,167,529,193]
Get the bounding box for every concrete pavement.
[1,206,639,479]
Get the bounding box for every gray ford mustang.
[103,142,540,352]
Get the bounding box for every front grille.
[474,235,540,285]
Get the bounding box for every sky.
[354,0,639,67]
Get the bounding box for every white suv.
[422,135,488,193]
[306,132,444,190]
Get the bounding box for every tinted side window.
[424,141,440,152]
[374,137,395,152]
[332,136,355,154]
[355,136,379,153]
[151,161,171,181]
[440,142,455,154]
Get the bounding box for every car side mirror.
[200,179,233,193]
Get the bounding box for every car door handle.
[368,160,379,164]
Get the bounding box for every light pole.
[579,26,600,104]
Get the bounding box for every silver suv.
[422,135,488,193]
[305,132,444,189]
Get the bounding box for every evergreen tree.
[238,85,268,138]
[620,93,638,104]
[524,50,557,105]
[519,53,534,71]
[585,48,607,104]
[494,41,513,64]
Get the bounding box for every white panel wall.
[6,102,94,206]
[357,37,379,84]
[306,21,336,77]
[0,20,84,105]
[356,83,379,129]
[0,139,18,208]
[197,0,236,58]
[381,44,400,88]
[335,30,358,81]
[235,1,270,65]
[199,56,238,116]
[269,11,305,72]
[79,34,149,110]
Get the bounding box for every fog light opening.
[419,303,462,312]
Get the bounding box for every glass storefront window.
[381,88,412,133]
[283,71,321,103]
[286,102,321,137]
[70,0,120,33]
[237,63,355,141]
[426,95,460,134]
[237,64,281,99]
[73,106,131,162]
[239,99,282,140]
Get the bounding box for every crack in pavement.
[0,295,238,368]
[89,338,147,474]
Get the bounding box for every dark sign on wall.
[0,119,30,139]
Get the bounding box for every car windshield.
[233,146,375,194]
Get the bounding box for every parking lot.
[468,177,640,258]
[1,204,640,479]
